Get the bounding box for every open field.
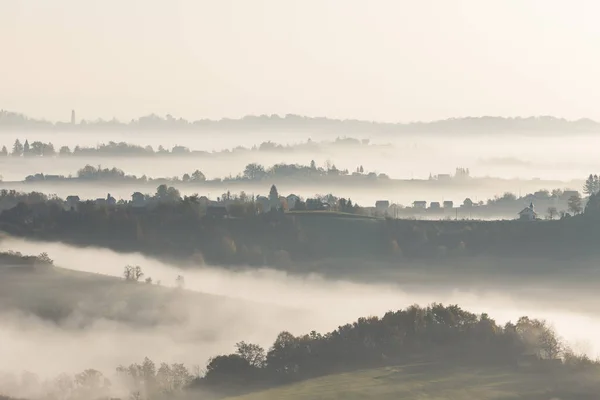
[0,262,295,328]
[227,362,600,400]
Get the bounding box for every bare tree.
[133,266,144,281]
[123,265,133,280]
[546,206,558,220]
[124,265,144,282]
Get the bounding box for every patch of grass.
[225,362,598,400]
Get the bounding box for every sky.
[2,0,600,123]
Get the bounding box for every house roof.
[518,207,537,215]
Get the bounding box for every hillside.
[227,362,600,400]
[0,261,286,327]
[4,110,600,134]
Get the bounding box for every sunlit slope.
[0,264,282,326]
[226,362,599,400]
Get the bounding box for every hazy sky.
[2,0,600,122]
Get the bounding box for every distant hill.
[2,110,599,134]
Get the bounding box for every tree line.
[0,138,376,158]
[21,161,386,184]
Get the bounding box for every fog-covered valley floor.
[0,129,595,210]
[2,130,598,182]
[1,236,599,381]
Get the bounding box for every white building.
[518,202,537,221]
[286,194,300,210]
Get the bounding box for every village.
[59,183,583,221]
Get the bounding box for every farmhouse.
[518,202,537,221]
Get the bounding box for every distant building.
[413,201,427,209]
[66,195,80,211]
[443,200,454,209]
[518,202,537,221]
[375,200,390,211]
[256,196,270,213]
[286,194,300,210]
[106,193,116,206]
[197,196,211,206]
[437,174,451,181]
[131,192,146,207]
[430,201,441,210]
[71,110,76,125]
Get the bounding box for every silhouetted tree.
[22,140,30,156]
[269,185,279,210]
[568,193,583,215]
[191,169,206,182]
[12,139,23,156]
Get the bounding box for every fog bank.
[0,237,597,379]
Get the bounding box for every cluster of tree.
[239,161,388,181]
[1,137,378,158]
[3,109,600,134]
[19,160,388,185]
[122,265,184,288]
[0,139,56,157]
[195,304,593,396]
[0,250,53,267]
[0,358,195,400]
[0,189,54,212]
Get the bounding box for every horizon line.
[1,109,599,126]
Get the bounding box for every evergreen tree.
[269,184,279,210]
[12,139,23,156]
[0,146,7,156]
[584,174,596,195]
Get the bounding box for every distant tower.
[529,201,534,211]
[71,110,76,125]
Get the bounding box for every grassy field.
[226,362,600,400]
[0,264,287,327]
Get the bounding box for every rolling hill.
[225,361,600,400]
[0,261,289,328]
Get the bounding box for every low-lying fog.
[0,237,597,380]
[1,131,599,182]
